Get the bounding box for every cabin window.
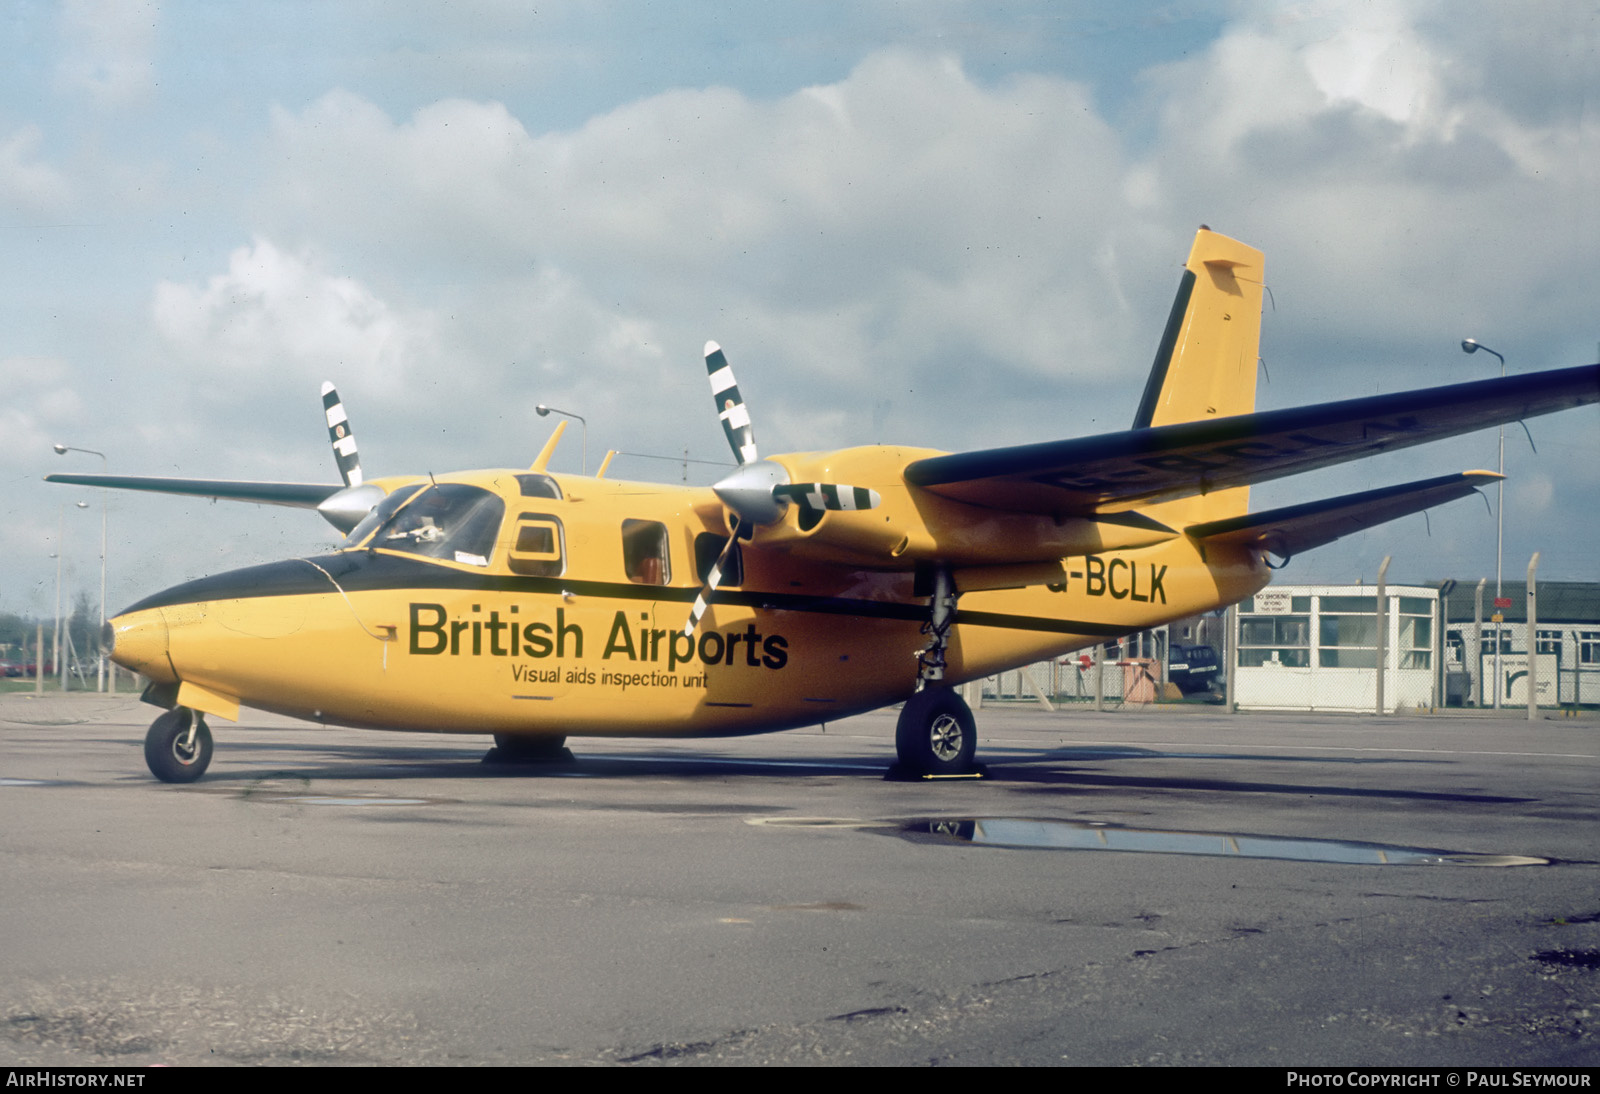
[693,532,742,588]
[509,514,565,577]
[350,483,505,566]
[622,519,670,585]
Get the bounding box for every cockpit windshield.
[340,483,505,566]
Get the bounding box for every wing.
[44,473,342,508]
[903,364,1599,515]
[1186,471,1500,561]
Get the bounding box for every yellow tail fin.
[1134,227,1266,523]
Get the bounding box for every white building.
[1234,584,1440,712]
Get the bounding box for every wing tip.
[704,340,722,357]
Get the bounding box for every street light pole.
[1460,339,1506,710]
[54,501,88,691]
[535,405,588,475]
[54,445,109,691]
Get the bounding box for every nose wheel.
[144,707,213,783]
[895,687,978,776]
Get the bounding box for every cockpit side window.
[693,532,742,587]
[622,519,671,585]
[346,483,506,566]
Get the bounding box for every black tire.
[895,688,977,775]
[487,733,573,764]
[144,708,213,783]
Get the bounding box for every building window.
[1397,605,1432,670]
[1239,614,1310,667]
[1580,632,1600,666]
[1481,627,1513,655]
[1535,630,1562,657]
[1318,612,1382,669]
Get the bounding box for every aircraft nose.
[109,609,175,683]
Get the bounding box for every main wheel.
[487,733,574,764]
[895,688,977,775]
[144,707,213,783]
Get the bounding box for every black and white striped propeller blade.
[314,382,387,534]
[706,341,758,465]
[321,381,363,487]
[773,482,881,516]
[682,517,743,638]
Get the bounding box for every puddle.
[902,817,1547,867]
[747,817,875,829]
[216,789,447,807]
[280,796,434,807]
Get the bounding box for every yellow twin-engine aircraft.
[49,228,1600,783]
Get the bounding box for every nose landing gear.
[144,707,213,783]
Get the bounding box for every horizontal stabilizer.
[1186,471,1502,560]
[45,473,342,508]
[904,363,1598,515]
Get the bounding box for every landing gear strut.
[144,707,213,783]
[894,566,981,777]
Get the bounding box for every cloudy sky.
[3,0,1596,622]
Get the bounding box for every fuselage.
[108,463,1268,738]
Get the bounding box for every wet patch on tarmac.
[896,817,1549,866]
[194,784,453,807]
[1533,949,1600,970]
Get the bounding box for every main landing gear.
[144,707,213,783]
[485,733,575,765]
[893,566,982,778]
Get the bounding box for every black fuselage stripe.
[118,553,1125,638]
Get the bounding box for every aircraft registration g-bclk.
[49,228,1600,784]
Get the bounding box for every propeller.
[683,343,882,637]
[321,381,362,487]
[315,382,386,533]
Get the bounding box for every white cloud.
[252,50,1147,458]
[151,238,434,399]
[1132,1,1598,351]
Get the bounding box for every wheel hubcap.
[172,722,198,764]
[929,714,963,761]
